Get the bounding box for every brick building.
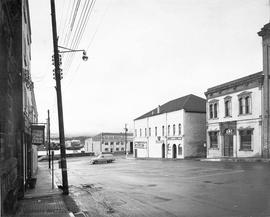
[133,94,206,159]
[0,0,38,215]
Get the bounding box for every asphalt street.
[53,157,270,217]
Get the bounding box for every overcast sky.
[29,0,269,136]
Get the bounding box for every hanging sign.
[31,125,45,145]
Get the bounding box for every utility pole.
[48,110,51,169]
[124,124,128,157]
[50,0,69,194]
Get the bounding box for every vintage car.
[90,153,115,164]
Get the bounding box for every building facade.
[205,72,264,158]
[134,94,206,159]
[90,133,133,155]
[0,0,38,215]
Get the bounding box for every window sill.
[209,147,219,150]
[239,149,253,152]
[238,113,252,117]
[209,118,219,120]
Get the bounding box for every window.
[135,129,137,137]
[239,129,253,150]
[105,142,109,146]
[214,103,218,118]
[140,129,142,137]
[209,131,218,148]
[168,125,170,136]
[121,147,124,151]
[155,127,157,136]
[209,104,213,119]
[110,142,114,146]
[239,98,244,115]
[145,128,147,137]
[178,124,181,135]
[224,99,231,117]
[173,124,176,136]
[116,148,119,151]
[105,148,108,151]
[178,145,182,155]
[238,92,252,115]
[149,128,151,137]
[245,96,251,114]
[116,142,119,146]
[162,126,165,136]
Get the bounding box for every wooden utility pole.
[48,110,51,169]
[50,0,69,194]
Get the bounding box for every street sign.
[31,125,45,145]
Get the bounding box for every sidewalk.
[14,164,77,217]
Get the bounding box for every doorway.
[130,142,133,154]
[224,133,233,157]
[172,144,177,159]
[162,143,165,158]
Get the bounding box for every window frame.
[239,129,253,151]
[209,131,219,149]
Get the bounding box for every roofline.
[205,71,263,96]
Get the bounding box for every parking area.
[53,157,270,217]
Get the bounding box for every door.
[130,142,133,154]
[224,133,233,157]
[172,144,177,158]
[162,143,165,158]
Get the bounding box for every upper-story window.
[238,91,252,115]
[168,125,170,136]
[135,129,137,137]
[162,126,165,136]
[178,124,181,135]
[209,100,218,119]
[224,96,232,117]
[149,128,151,137]
[155,127,157,136]
[145,128,147,137]
[173,124,176,136]
[140,129,142,137]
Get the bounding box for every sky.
[29,0,269,136]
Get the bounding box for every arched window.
[178,124,181,135]
[162,126,165,136]
[168,125,170,136]
[245,96,251,114]
[173,124,176,136]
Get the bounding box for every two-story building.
[91,132,133,155]
[205,72,264,158]
[133,94,206,159]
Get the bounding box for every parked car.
[90,154,115,164]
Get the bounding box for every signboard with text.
[31,125,45,145]
[134,141,147,149]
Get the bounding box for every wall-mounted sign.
[167,136,182,140]
[134,141,147,149]
[31,125,45,145]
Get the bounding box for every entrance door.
[172,144,177,159]
[162,143,165,158]
[130,142,133,154]
[224,134,233,157]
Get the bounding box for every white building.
[84,138,93,153]
[134,94,206,159]
[205,72,264,158]
[89,133,133,155]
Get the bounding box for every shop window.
[173,124,176,136]
[178,124,181,135]
[239,129,253,150]
[209,131,218,148]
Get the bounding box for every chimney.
[157,105,161,114]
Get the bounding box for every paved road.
[53,157,270,217]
